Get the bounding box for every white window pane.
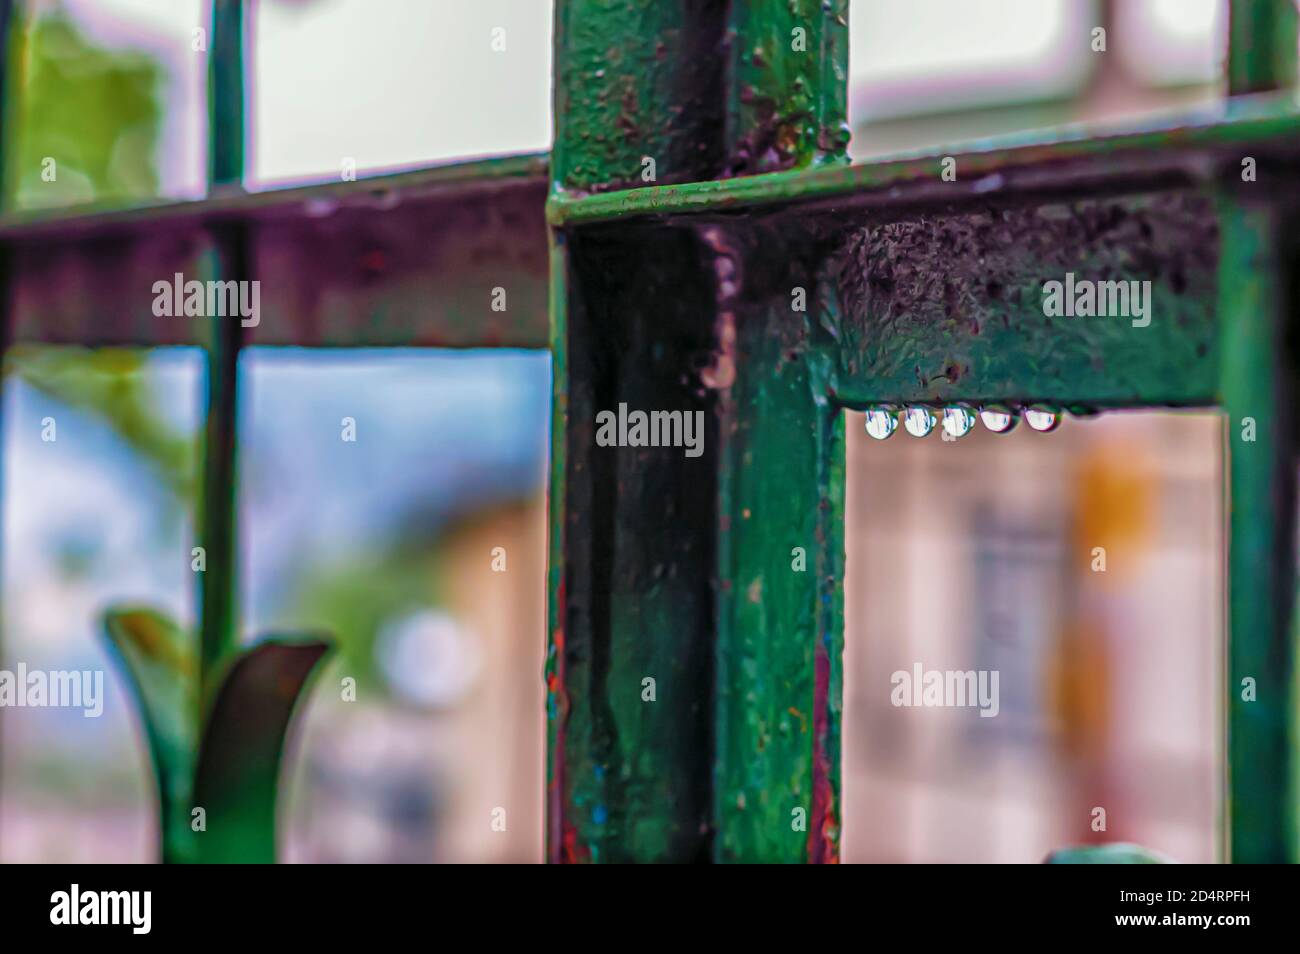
[251,0,553,189]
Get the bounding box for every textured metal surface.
[250,172,549,348]
[551,0,728,192]
[547,0,851,862]
[724,0,849,174]
[549,227,719,861]
[824,192,1220,407]
[550,94,1300,225]
[551,0,848,192]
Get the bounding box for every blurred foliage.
[6,345,197,505]
[10,7,162,210]
[290,546,448,692]
[4,10,192,505]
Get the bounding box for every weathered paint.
[9,226,208,346]
[552,225,719,861]
[551,0,847,193]
[825,193,1220,407]
[725,0,849,174]
[551,0,727,193]
[548,0,851,862]
[709,225,845,861]
[549,94,1300,225]
[0,153,547,238]
[544,227,571,861]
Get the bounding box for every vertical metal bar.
[208,0,246,191]
[724,0,850,174]
[1218,202,1299,863]
[544,228,569,859]
[1227,0,1297,95]
[200,0,246,706]
[551,0,727,192]
[551,0,849,192]
[710,261,846,862]
[548,0,849,862]
[1220,0,1299,864]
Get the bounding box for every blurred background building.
[1,0,1239,862]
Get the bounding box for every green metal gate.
[0,0,1295,863]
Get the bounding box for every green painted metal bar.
[200,0,246,706]
[550,93,1300,226]
[551,0,727,192]
[247,169,548,348]
[821,191,1220,409]
[0,152,547,239]
[0,156,549,349]
[709,224,846,860]
[1217,199,1299,863]
[547,0,850,862]
[724,0,849,174]
[1227,0,1297,95]
[544,227,570,858]
[208,0,245,192]
[549,225,720,861]
[1220,0,1300,864]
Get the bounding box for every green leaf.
[192,635,332,863]
[102,606,198,863]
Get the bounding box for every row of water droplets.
[863,404,1060,440]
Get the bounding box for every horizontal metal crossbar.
[549,94,1300,225]
[551,96,1300,412]
[4,154,550,348]
[11,94,1298,355]
[9,95,1297,357]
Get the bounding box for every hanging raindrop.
[902,406,937,437]
[941,406,976,439]
[1024,405,1061,432]
[864,406,899,440]
[978,405,1018,434]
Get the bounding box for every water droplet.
[902,406,936,437]
[864,406,898,440]
[941,406,976,439]
[979,405,1018,434]
[1024,405,1060,432]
